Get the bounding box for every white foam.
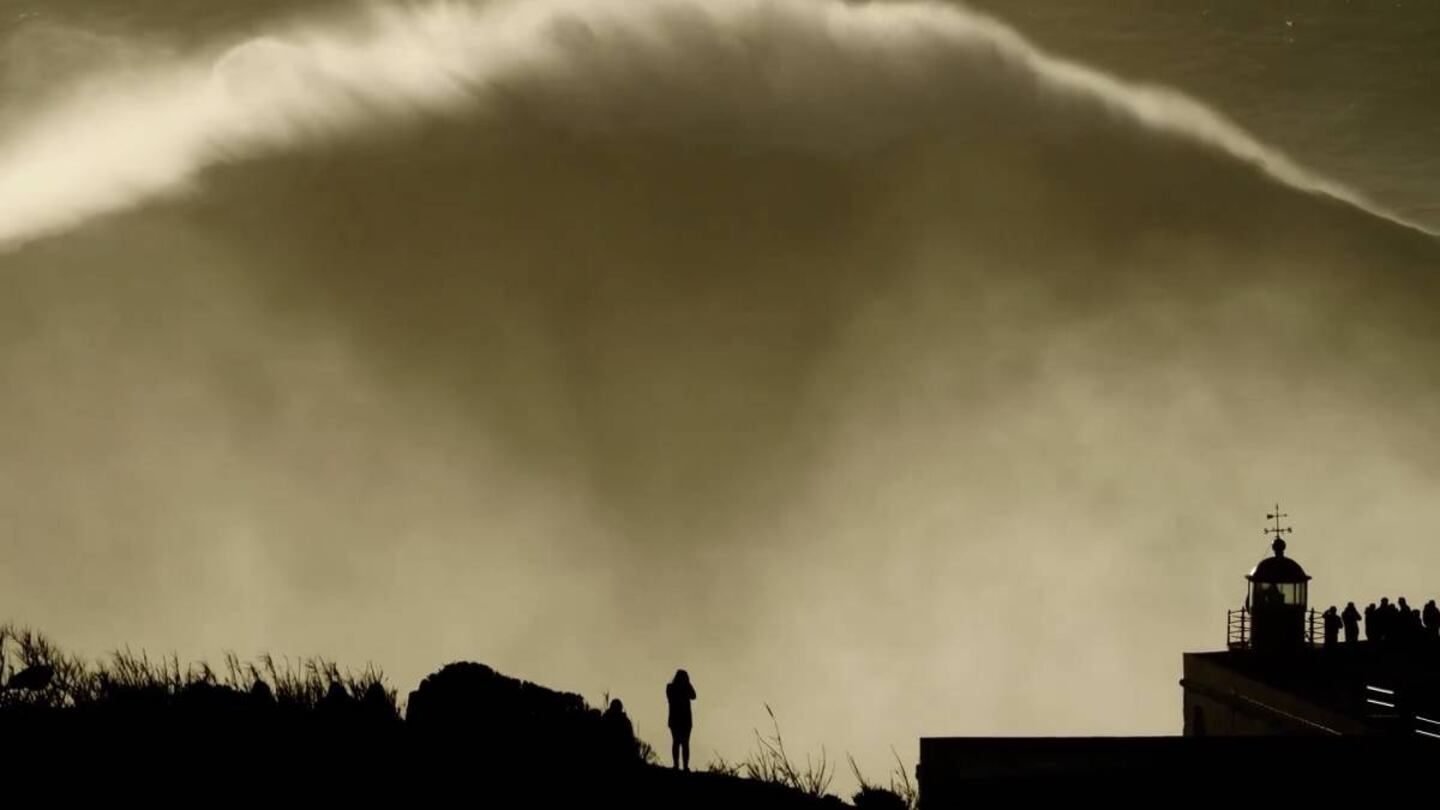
[0,0,1424,250]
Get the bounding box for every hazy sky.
[2,0,1438,789]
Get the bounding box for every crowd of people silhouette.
[1321,598,1440,647]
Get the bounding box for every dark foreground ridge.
[919,734,1437,804]
[0,626,860,807]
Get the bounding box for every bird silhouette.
[5,664,54,692]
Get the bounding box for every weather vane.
[1264,503,1293,539]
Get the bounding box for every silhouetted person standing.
[666,669,696,771]
[1341,602,1361,644]
[1424,600,1440,641]
[603,698,639,766]
[1398,598,1418,643]
[1322,606,1340,647]
[1378,597,1397,641]
[1365,603,1377,641]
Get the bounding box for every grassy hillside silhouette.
[0,623,911,808]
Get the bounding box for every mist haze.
[2,0,1439,782]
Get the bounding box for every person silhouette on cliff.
[666,669,696,771]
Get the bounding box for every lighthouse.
[1241,505,1312,652]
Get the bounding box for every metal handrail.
[1226,606,1324,650]
[1227,607,1249,650]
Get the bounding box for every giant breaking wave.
[3,0,1439,784]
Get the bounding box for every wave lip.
[0,0,1430,251]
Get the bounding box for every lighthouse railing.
[1227,607,1249,650]
[1228,606,1326,650]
